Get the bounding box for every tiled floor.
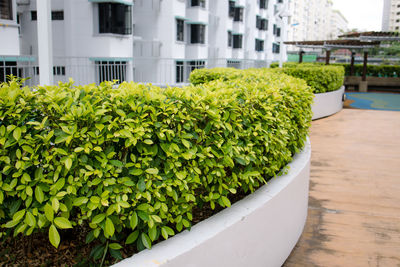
[283,109,400,267]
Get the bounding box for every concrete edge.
[312,86,345,120]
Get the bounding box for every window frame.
[190,24,206,44]
[98,3,132,35]
[176,18,185,42]
[0,0,13,20]
[233,34,243,49]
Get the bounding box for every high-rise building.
[382,0,400,31]
[0,0,289,85]
[287,0,348,42]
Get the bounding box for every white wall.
[0,0,20,55]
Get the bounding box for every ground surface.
[345,92,400,111]
[284,109,400,267]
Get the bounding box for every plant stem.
[100,240,109,267]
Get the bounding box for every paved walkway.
[284,109,400,267]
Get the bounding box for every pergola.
[339,31,400,42]
[284,40,381,83]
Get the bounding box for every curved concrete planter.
[312,86,345,120]
[114,140,311,267]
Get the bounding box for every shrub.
[332,63,400,77]
[277,65,345,94]
[0,73,312,261]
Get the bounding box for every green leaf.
[130,212,138,230]
[221,196,231,207]
[25,212,36,227]
[52,198,60,212]
[110,160,123,168]
[129,169,143,176]
[35,186,44,203]
[182,139,191,148]
[149,227,157,241]
[141,233,152,249]
[145,168,159,175]
[73,197,88,206]
[12,209,26,223]
[49,224,60,248]
[105,217,115,238]
[125,230,139,245]
[137,178,146,192]
[13,127,21,141]
[92,213,106,224]
[109,243,123,250]
[54,217,73,229]
[44,203,54,222]
[143,139,153,145]
[65,158,72,170]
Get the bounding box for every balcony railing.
[1,56,268,86]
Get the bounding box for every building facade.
[382,0,400,32]
[0,0,21,81]
[1,0,289,85]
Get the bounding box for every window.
[98,3,132,35]
[51,11,64,20]
[261,19,268,30]
[176,61,184,83]
[191,0,205,8]
[255,39,264,52]
[187,60,205,75]
[233,34,242,49]
[176,19,184,41]
[227,60,241,69]
[228,1,235,17]
[0,0,13,20]
[273,24,277,35]
[228,31,232,47]
[0,61,18,82]
[256,15,261,29]
[260,0,267,9]
[96,61,127,83]
[190,24,205,44]
[53,66,66,76]
[31,11,37,21]
[234,7,243,22]
[277,0,283,3]
[277,27,281,37]
[272,43,280,53]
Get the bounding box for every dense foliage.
[334,64,400,78]
[0,72,312,262]
[269,63,345,94]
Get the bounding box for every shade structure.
[339,31,400,42]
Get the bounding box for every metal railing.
[1,56,269,86]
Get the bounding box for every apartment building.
[133,0,288,84]
[382,0,400,31]
[0,0,289,85]
[0,0,21,81]
[287,0,348,52]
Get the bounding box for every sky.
[332,0,383,31]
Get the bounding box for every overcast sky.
[332,0,383,31]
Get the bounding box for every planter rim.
[315,85,345,95]
[114,138,311,267]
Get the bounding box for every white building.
[132,0,288,84]
[0,0,21,81]
[287,0,348,52]
[0,0,289,85]
[382,0,400,32]
[329,10,348,39]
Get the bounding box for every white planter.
[114,139,311,267]
[312,86,345,120]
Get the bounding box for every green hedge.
[271,62,400,78]
[191,65,344,94]
[0,73,312,261]
[333,63,400,77]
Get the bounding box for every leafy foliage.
[0,71,312,260]
[269,63,345,94]
[333,63,400,78]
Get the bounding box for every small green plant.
[0,70,312,264]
